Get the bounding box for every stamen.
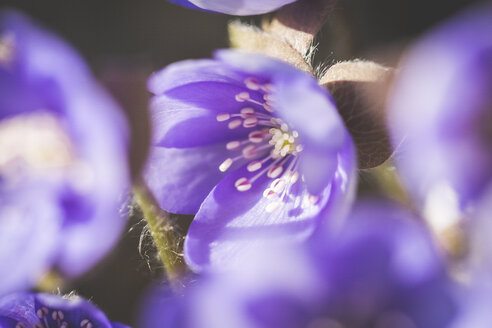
[244,77,260,90]
[216,113,231,122]
[235,92,250,102]
[266,202,281,213]
[235,177,252,191]
[228,119,242,129]
[15,324,26,328]
[271,178,286,193]
[52,310,64,321]
[80,319,93,328]
[249,130,269,143]
[247,161,262,172]
[243,117,259,128]
[226,141,241,150]
[263,188,278,199]
[36,307,49,319]
[240,107,255,117]
[267,165,284,178]
[242,145,258,158]
[219,158,233,172]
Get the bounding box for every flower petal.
[183,162,335,273]
[0,184,61,296]
[144,143,246,214]
[187,0,296,15]
[150,90,254,148]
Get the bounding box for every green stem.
[133,183,187,288]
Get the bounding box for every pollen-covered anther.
[235,177,252,191]
[80,319,93,328]
[216,113,231,122]
[228,119,242,129]
[235,92,250,102]
[219,158,233,172]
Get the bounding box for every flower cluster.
[1,0,492,327]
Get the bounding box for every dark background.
[0,0,484,325]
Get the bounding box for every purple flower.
[0,11,129,294]
[144,50,356,272]
[387,3,492,210]
[141,202,457,328]
[0,292,130,328]
[167,0,297,15]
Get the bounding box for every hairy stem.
[134,183,187,289]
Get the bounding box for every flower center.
[215,77,312,212]
[0,112,94,193]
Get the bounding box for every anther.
[36,307,49,319]
[228,119,242,129]
[248,131,266,143]
[263,94,275,102]
[267,165,284,178]
[15,323,26,328]
[247,161,262,172]
[271,179,286,193]
[226,141,241,150]
[266,202,281,213]
[81,319,93,328]
[242,145,257,158]
[263,188,277,199]
[240,107,255,117]
[235,92,250,102]
[216,113,231,122]
[235,178,252,191]
[52,310,64,321]
[264,104,274,112]
[290,171,299,184]
[244,77,260,90]
[243,117,258,128]
[261,84,274,93]
[219,158,233,172]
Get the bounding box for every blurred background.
[0,0,485,325]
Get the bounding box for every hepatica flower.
[387,4,492,211]
[144,50,356,272]
[0,292,130,328]
[141,202,457,328]
[167,0,297,15]
[0,11,129,294]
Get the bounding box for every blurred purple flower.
[0,292,130,328]
[387,4,492,211]
[0,11,129,294]
[167,0,296,15]
[144,50,356,272]
[141,202,457,328]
